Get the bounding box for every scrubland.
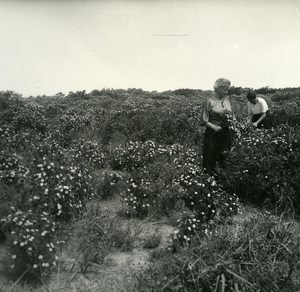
[0,87,300,291]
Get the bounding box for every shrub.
[271,99,300,126]
[91,170,125,199]
[1,209,58,281]
[121,143,239,223]
[0,151,29,188]
[56,110,92,147]
[29,159,94,221]
[69,138,107,168]
[222,123,300,214]
[111,140,159,171]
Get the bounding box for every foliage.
[29,156,94,221]
[0,209,58,281]
[1,86,300,288]
[111,140,159,171]
[91,170,125,199]
[0,151,29,188]
[271,98,300,126]
[119,141,239,224]
[0,92,47,133]
[73,208,134,274]
[222,122,300,213]
[136,210,300,292]
[69,138,107,168]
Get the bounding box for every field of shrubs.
[0,86,300,291]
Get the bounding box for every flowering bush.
[0,126,13,150]
[0,92,47,133]
[0,151,29,188]
[173,147,239,219]
[121,143,239,225]
[70,138,107,168]
[53,110,92,147]
[1,208,58,280]
[172,212,215,245]
[11,103,47,133]
[30,158,94,221]
[222,123,300,213]
[59,110,91,133]
[111,140,159,171]
[124,177,154,217]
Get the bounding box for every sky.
[0,0,300,97]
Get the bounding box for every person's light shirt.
[247,97,268,115]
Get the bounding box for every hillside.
[0,87,300,291]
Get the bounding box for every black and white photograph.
[0,0,300,291]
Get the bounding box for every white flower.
[57,203,62,210]
[41,231,47,236]
[38,255,43,260]
[33,264,38,269]
[13,241,18,245]
[12,255,17,259]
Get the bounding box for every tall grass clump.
[135,210,300,292]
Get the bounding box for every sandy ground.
[45,196,177,292]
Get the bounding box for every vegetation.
[0,86,300,291]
